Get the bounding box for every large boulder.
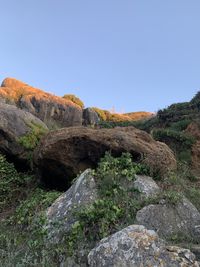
[0,102,48,168]
[88,225,199,267]
[46,169,97,243]
[136,197,200,242]
[82,108,99,126]
[34,126,176,190]
[0,78,83,128]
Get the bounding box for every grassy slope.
[0,91,200,266]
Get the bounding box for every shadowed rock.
[0,102,48,169]
[34,126,176,190]
[136,197,200,243]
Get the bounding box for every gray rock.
[0,102,48,167]
[133,174,160,198]
[136,197,200,242]
[0,77,83,129]
[34,126,176,190]
[82,108,99,126]
[88,224,199,267]
[46,169,97,243]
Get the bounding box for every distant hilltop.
[0,77,153,128]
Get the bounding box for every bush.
[63,94,84,108]
[18,121,48,150]
[65,152,150,253]
[91,107,107,121]
[152,128,195,163]
[0,154,34,212]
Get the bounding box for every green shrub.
[0,154,34,212]
[152,128,195,163]
[63,94,84,108]
[18,121,48,151]
[169,119,192,131]
[10,188,61,226]
[65,152,150,253]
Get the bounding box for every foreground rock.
[133,175,160,198]
[88,225,199,267]
[136,197,200,242]
[46,169,97,243]
[34,126,176,190]
[0,77,83,128]
[0,102,48,168]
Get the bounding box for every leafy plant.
[18,121,48,151]
[65,152,150,254]
[0,154,34,212]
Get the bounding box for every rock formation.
[136,197,200,242]
[88,225,199,267]
[0,102,48,168]
[0,78,83,128]
[34,126,177,190]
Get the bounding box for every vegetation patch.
[65,152,151,255]
[18,121,48,151]
[0,154,34,213]
[63,94,84,108]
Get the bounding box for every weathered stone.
[88,225,199,267]
[46,169,97,243]
[136,197,200,242]
[133,174,160,198]
[0,102,48,168]
[0,77,83,128]
[82,108,99,126]
[34,126,177,190]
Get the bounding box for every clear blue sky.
[0,1,199,112]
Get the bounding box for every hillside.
[0,78,153,127]
[99,92,200,177]
[0,80,200,266]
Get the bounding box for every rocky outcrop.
[82,108,99,126]
[88,225,199,267]
[34,126,177,190]
[136,197,200,242]
[0,102,48,168]
[0,78,83,128]
[46,169,97,242]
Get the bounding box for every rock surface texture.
[82,108,99,126]
[88,225,199,267]
[34,126,177,190]
[133,174,160,198]
[46,169,97,242]
[0,102,48,167]
[0,77,83,128]
[136,197,200,242]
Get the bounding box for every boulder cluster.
[0,77,199,266]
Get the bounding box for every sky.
[0,0,200,113]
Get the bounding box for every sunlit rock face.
[0,77,83,128]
